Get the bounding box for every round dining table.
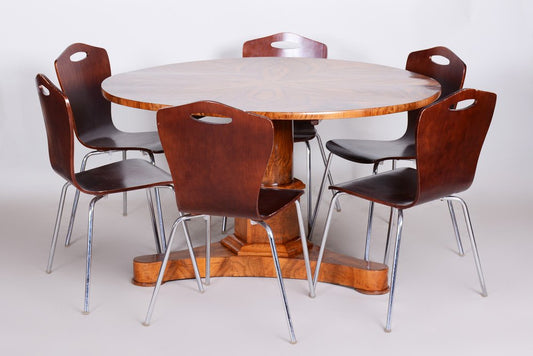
[102,57,441,294]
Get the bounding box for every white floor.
[1,187,531,355]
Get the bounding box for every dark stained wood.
[326,46,467,165]
[102,58,441,120]
[331,89,497,209]
[242,32,327,58]
[55,43,163,154]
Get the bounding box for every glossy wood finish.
[243,32,328,141]
[331,89,496,208]
[242,32,327,58]
[133,244,389,294]
[102,58,441,120]
[102,58,440,292]
[326,46,466,164]
[55,43,163,153]
[37,74,172,195]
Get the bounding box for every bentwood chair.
[144,101,314,344]
[55,43,166,251]
[313,88,496,332]
[238,32,338,234]
[312,47,467,260]
[36,74,183,314]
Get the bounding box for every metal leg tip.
[82,311,90,315]
[46,270,52,274]
[308,292,316,299]
[142,321,151,327]
[290,339,297,345]
[481,291,488,298]
[384,327,392,333]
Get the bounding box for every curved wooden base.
[132,241,389,294]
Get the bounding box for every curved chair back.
[243,32,327,58]
[157,101,274,218]
[36,74,77,185]
[415,88,496,205]
[406,46,466,99]
[404,46,467,136]
[54,43,113,141]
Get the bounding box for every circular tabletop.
[102,57,441,120]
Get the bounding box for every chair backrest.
[54,43,113,140]
[404,46,467,135]
[414,88,496,206]
[36,74,77,185]
[243,32,327,58]
[157,101,274,218]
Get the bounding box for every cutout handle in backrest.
[69,51,88,62]
[415,89,497,205]
[406,46,466,99]
[157,101,274,218]
[36,74,77,185]
[54,43,113,138]
[243,32,327,58]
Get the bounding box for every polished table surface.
[102,57,441,293]
[103,57,440,119]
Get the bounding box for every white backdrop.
[1,0,532,203]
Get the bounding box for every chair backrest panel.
[406,46,466,99]
[54,43,113,139]
[36,74,77,185]
[243,32,327,59]
[157,101,274,218]
[415,89,496,205]
[404,46,467,135]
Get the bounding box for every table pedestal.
[132,120,389,294]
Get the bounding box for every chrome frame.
[144,200,314,344]
[46,181,170,314]
[312,190,488,333]
[64,150,166,252]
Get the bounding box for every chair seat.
[326,138,415,164]
[75,159,172,195]
[293,121,317,142]
[258,188,304,219]
[79,126,164,153]
[331,167,417,208]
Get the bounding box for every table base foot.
[132,242,389,294]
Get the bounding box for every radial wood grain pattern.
[102,58,441,120]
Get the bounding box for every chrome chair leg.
[385,208,403,332]
[383,207,396,264]
[255,220,297,344]
[312,191,345,292]
[304,140,313,233]
[83,195,104,314]
[47,182,71,273]
[144,214,205,327]
[145,189,162,254]
[363,163,380,261]
[444,196,488,297]
[65,150,103,246]
[205,215,211,286]
[122,151,127,216]
[315,133,341,212]
[446,200,465,256]
[309,152,334,240]
[294,200,315,298]
[221,216,228,233]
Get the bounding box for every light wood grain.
[102,57,441,120]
